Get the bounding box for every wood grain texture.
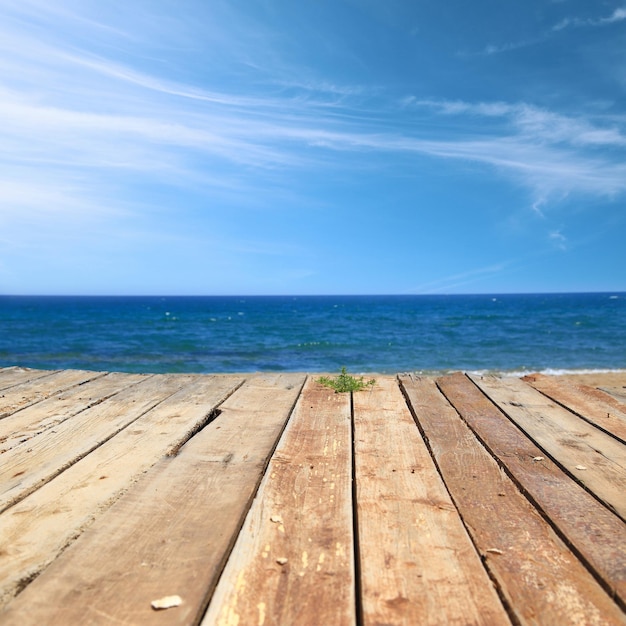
[203,377,355,626]
[0,368,58,392]
[354,376,509,626]
[0,370,104,418]
[599,387,626,405]
[0,374,243,610]
[523,373,626,443]
[437,372,626,609]
[0,373,304,626]
[401,375,626,626]
[1,370,624,625]
[470,375,626,520]
[0,374,196,512]
[0,372,148,453]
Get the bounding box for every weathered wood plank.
[523,373,626,443]
[354,376,509,626]
[437,372,626,609]
[204,377,355,626]
[0,374,197,512]
[0,368,58,392]
[470,375,626,520]
[0,374,243,609]
[0,370,105,418]
[401,375,626,626]
[0,372,148,453]
[0,373,304,626]
[599,386,626,405]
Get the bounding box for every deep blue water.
[0,294,624,374]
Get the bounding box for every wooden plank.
[0,374,244,609]
[353,376,509,626]
[0,374,198,512]
[401,375,626,625]
[553,379,626,418]
[523,373,626,443]
[0,372,148,453]
[437,372,626,609]
[470,375,626,520]
[0,370,105,418]
[0,373,304,626]
[204,377,355,626]
[0,368,58,392]
[599,386,626,405]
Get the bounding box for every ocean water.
[0,294,624,375]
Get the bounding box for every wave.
[467,367,626,378]
[399,368,626,378]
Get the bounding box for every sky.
[1,0,625,295]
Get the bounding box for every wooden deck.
[0,366,625,625]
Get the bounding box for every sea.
[0,293,624,375]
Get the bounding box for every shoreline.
[3,364,626,388]
[390,368,626,386]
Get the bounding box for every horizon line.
[1,291,624,298]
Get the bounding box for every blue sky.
[1,0,625,295]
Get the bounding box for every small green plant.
[317,367,376,393]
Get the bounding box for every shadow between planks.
[0,366,624,625]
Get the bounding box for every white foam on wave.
[537,367,626,376]
[468,367,626,378]
[460,367,626,379]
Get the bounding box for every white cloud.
[410,263,509,294]
[409,99,626,147]
[2,76,625,231]
[1,1,625,238]
[532,198,547,218]
[406,98,513,117]
[478,6,626,56]
[480,39,541,56]
[553,6,626,31]
[396,99,626,204]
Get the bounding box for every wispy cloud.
[553,6,626,31]
[477,6,626,56]
[531,197,548,218]
[401,97,512,117]
[3,32,625,208]
[404,98,626,147]
[1,1,625,244]
[398,99,626,204]
[410,263,510,294]
[549,230,568,251]
[479,38,543,56]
